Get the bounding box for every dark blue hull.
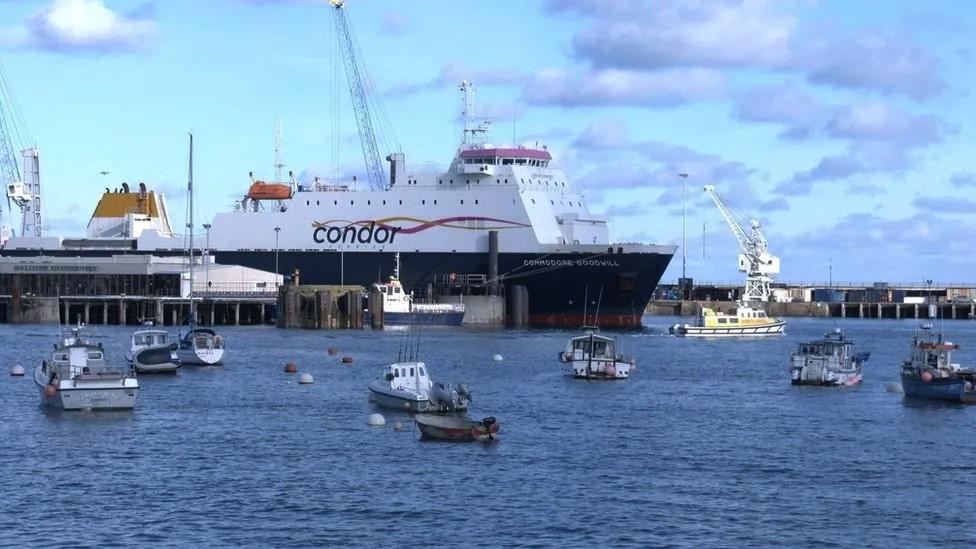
[374,311,465,326]
[901,374,976,403]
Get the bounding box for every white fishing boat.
[127,327,180,374]
[370,254,465,326]
[670,303,785,337]
[559,330,634,380]
[177,133,225,366]
[789,328,869,386]
[368,361,471,413]
[33,323,139,410]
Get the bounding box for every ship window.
[395,369,400,377]
[466,179,470,184]
[383,200,386,205]
[550,200,554,205]
[350,200,354,205]
[730,318,739,323]
[88,352,102,360]
[718,318,727,324]
[367,200,371,205]
[531,199,536,204]
[434,200,437,205]
[399,200,402,205]
[505,179,508,183]
[503,159,514,165]
[306,201,309,205]
[334,200,338,205]
[475,200,479,205]
[450,179,453,184]
[439,180,442,184]
[419,366,425,376]
[422,200,426,205]
[496,179,500,184]
[460,200,464,205]
[410,367,414,376]
[521,179,525,184]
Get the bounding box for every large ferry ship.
[0,86,674,327]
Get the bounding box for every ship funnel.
[387,153,405,187]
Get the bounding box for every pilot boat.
[789,328,869,386]
[127,327,181,374]
[33,324,139,410]
[559,330,634,380]
[901,325,976,403]
[369,253,465,326]
[670,303,785,337]
[368,361,471,412]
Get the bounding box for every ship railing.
[433,273,488,287]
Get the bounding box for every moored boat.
[368,360,471,412]
[370,254,464,326]
[790,328,869,386]
[901,325,976,403]
[33,324,139,410]
[559,330,634,380]
[670,303,785,337]
[415,414,499,441]
[127,327,181,374]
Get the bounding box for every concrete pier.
[647,300,976,320]
[276,285,366,329]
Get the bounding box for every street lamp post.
[678,172,689,300]
[274,227,281,288]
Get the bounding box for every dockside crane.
[329,0,388,191]
[703,185,780,302]
[0,63,41,241]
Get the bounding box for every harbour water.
[2,318,976,546]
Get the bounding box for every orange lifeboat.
[247,181,292,200]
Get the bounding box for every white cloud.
[523,67,725,107]
[27,0,156,54]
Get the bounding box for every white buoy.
[10,364,25,377]
[367,413,386,427]
[886,382,903,393]
[393,422,403,431]
[299,373,314,385]
[492,354,503,362]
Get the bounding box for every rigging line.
[0,63,27,149]
[345,11,399,160]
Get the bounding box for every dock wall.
[647,300,976,320]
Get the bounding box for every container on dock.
[813,289,845,303]
[892,290,907,303]
[846,290,866,303]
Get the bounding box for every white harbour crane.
[703,185,780,302]
[0,63,42,242]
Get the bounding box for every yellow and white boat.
[670,303,785,337]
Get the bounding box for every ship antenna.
[274,118,284,182]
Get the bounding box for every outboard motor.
[429,382,457,411]
[456,383,472,405]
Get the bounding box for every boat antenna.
[582,285,589,328]
[594,286,604,329]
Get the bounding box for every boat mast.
[187,132,195,328]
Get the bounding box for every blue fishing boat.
[900,325,976,403]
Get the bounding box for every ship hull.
[901,374,976,403]
[215,249,672,328]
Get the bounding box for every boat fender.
[920,370,934,383]
[560,352,572,363]
[606,364,616,377]
[966,381,974,392]
[44,384,57,398]
[214,335,224,347]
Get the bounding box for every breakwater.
[647,300,975,319]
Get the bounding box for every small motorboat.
[415,414,499,442]
[368,361,471,412]
[127,327,180,374]
[368,253,464,326]
[559,330,634,380]
[790,328,869,386]
[901,325,976,403]
[670,303,785,337]
[33,323,139,411]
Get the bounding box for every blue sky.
[0,0,973,284]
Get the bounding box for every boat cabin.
[132,330,169,348]
[372,277,412,314]
[700,305,775,327]
[795,331,854,359]
[909,338,958,371]
[566,332,617,361]
[382,361,432,395]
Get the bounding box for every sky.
[0,0,973,285]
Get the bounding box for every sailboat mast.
[188,132,195,326]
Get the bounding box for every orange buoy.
[921,370,934,383]
[44,384,57,398]
[327,347,339,356]
[341,356,354,364]
[284,362,298,374]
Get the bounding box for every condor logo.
[313,222,401,245]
